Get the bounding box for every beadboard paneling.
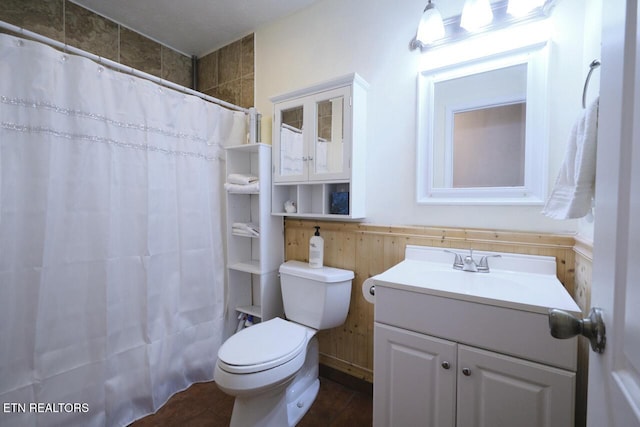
[284,219,578,382]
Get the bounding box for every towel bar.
[582,59,601,109]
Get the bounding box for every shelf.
[231,232,260,238]
[236,305,262,318]
[227,191,260,195]
[228,260,262,274]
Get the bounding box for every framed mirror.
[417,44,549,205]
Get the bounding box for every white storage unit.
[270,73,368,219]
[225,143,284,338]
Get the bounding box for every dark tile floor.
[129,376,373,427]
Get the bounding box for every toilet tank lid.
[280,260,354,283]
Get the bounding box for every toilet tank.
[279,261,354,330]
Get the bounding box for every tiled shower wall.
[0,0,255,109]
[197,34,255,109]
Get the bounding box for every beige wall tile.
[65,2,118,62]
[215,81,241,107]
[0,0,64,42]
[162,46,192,89]
[218,40,241,85]
[240,74,254,109]
[120,27,161,77]
[241,34,254,76]
[197,51,218,92]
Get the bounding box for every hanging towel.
[542,97,599,219]
[227,173,258,185]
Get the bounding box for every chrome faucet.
[444,249,501,273]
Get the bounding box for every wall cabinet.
[373,286,577,427]
[224,143,284,338]
[270,73,368,219]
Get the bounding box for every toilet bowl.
[214,261,353,427]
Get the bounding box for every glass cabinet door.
[313,96,344,175]
[309,86,351,181]
[276,104,305,181]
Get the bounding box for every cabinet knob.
[441,361,450,370]
[462,368,471,376]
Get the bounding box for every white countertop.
[373,246,581,315]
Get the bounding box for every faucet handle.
[444,250,463,270]
[478,254,501,272]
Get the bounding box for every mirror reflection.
[314,97,344,175]
[432,63,527,189]
[451,101,526,188]
[279,106,304,177]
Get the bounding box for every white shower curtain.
[0,33,245,426]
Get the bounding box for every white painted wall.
[255,0,596,233]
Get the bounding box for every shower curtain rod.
[0,20,249,114]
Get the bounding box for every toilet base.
[227,336,320,427]
[287,378,319,426]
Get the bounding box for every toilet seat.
[217,318,309,375]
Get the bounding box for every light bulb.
[416,1,445,45]
[460,0,494,32]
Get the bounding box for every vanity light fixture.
[410,0,557,52]
[460,0,494,32]
[411,0,446,50]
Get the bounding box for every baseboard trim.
[319,363,373,396]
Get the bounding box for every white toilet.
[214,260,354,427]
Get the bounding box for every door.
[273,98,306,182]
[308,86,352,181]
[588,0,640,425]
[456,345,575,427]
[373,323,456,427]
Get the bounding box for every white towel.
[542,98,599,219]
[224,181,260,193]
[227,173,258,185]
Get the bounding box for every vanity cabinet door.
[373,323,456,427]
[456,345,575,427]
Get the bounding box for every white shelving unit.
[225,143,284,338]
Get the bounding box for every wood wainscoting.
[283,219,578,382]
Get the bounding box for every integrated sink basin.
[373,245,580,315]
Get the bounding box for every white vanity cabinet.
[270,73,367,219]
[372,246,580,427]
[375,322,575,427]
[224,144,284,338]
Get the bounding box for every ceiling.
[70,0,320,57]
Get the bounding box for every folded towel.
[542,98,599,219]
[227,173,258,185]
[232,222,260,237]
[224,181,259,193]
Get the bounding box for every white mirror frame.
[416,43,549,205]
